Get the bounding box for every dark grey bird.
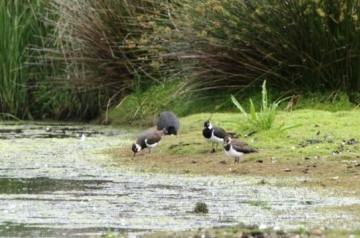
[156,111,180,135]
[223,136,258,163]
[132,128,167,157]
[203,120,228,152]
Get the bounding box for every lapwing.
[132,128,167,157]
[223,136,258,163]
[203,120,228,152]
[156,111,180,135]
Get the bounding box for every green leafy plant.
[230,80,299,131]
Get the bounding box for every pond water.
[0,123,359,237]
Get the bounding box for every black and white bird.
[132,128,167,157]
[156,111,180,135]
[223,136,258,163]
[203,120,228,152]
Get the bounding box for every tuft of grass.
[230,80,299,132]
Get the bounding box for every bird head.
[132,143,142,157]
[204,114,214,128]
[224,136,232,145]
[204,120,211,128]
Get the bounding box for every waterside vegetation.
[2,0,360,121]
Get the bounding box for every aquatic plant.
[193,202,209,214]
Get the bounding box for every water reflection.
[0,177,110,194]
[0,222,129,237]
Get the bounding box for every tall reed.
[1,1,31,117]
[169,0,360,96]
[43,0,165,113]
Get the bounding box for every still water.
[0,123,359,237]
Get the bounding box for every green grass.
[104,81,191,126]
[110,109,360,194]
[106,84,357,129]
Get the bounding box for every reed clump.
[171,0,360,96]
[3,0,360,120]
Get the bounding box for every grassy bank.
[111,109,360,196]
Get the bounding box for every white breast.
[225,145,244,158]
[208,131,224,143]
[145,139,158,148]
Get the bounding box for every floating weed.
[248,200,271,211]
[193,202,209,214]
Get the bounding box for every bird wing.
[136,128,158,148]
[232,139,258,153]
[157,111,180,133]
[146,131,162,145]
[213,126,227,139]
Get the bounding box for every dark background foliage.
[1,0,360,121]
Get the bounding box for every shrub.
[43,0,183,119]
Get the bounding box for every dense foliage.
[2,0,360,120]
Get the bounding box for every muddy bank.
[0,123,359,237]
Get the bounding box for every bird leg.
[210,143,216,153]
